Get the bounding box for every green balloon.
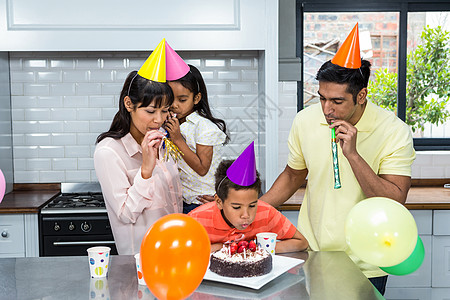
[380,236,425,276]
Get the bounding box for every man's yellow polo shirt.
[287,101,416,278]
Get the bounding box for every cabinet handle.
[1,231,7,238]
[53,241,115,246]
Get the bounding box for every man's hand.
[330,120,358,159]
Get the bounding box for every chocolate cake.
[209,244,272,278]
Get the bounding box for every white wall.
[10,51,261,183]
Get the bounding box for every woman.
[94,71,182,255]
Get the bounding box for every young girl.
[94,71,183,255]
[165,65,229,213]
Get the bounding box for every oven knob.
[68,222,75,231]
[1,230,8,238]
[54,223,61,231]
[81,222,91,232]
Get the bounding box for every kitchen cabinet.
[432,211,450,288]
[281,210,299,227]
[0,213,39,258]
[386,210,432,289]
[432,288,450,300]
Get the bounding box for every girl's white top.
[179,111,227,204]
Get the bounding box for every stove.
[39,183,118,257]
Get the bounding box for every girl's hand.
[196,195,215,204]
[164,115,183,143]
[141,130,164,179]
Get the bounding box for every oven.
[39,183,118,256]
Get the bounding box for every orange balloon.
[140,214,211,300]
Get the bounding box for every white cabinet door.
[412,210,432,235]
[385,288,431,300]
[387,210,432,288]
[386,235,431,288]
[0,214,25,257]
[432,236,450,288]
[432,288,450,300]
[281,210,299,227]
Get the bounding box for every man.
[260,24,415,295]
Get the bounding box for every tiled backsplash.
[277,82,450,179]
[8,51,450,183]
[10,51,260,183]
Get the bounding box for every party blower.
[331,127,341,189]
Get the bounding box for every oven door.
[39,213,118,256]
[42,235,117,256]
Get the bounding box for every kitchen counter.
[0,251,383,300]
[280,185,450,211]
[0,190,59,214]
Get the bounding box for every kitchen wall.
[10,51,261,183]
[0,52,13,192]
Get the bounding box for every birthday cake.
[209,240,272,278]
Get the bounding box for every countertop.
[280,186,450,210]
[0,251,384,300]
[0,190,59,214]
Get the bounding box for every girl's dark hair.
[96,71,174,143]
[316,59,371,104]
[215,159,261,201]
[171,64,230,144]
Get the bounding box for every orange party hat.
[138,39,166,82]
[331,23,361,69]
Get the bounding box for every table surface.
[0,251,384,300]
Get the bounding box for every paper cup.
[89,277,110,299]
[135,253,146,285]
[256,232,278,254]
[87,246,111,278]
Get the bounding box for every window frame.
[296,0,450,150]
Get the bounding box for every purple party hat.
[227,141,257,186]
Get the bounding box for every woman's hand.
[141,130,164,179]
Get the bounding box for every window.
[297,1,450,150]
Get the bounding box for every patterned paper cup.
[87,246,111,278]
[135,253,146,285]
[256,232,278,255]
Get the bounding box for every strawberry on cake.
[209,240,273,278]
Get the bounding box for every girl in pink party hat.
[189,142,308,253]
[163,44,229,213]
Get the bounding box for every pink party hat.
[165,42,189,81]
[227,141,257,186]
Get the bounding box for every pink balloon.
[0,169,5,203]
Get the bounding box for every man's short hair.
[316,59,371,103]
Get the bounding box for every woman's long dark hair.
[96,71,174,143]
[171,65,230,144]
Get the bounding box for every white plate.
[203,255,304,290]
